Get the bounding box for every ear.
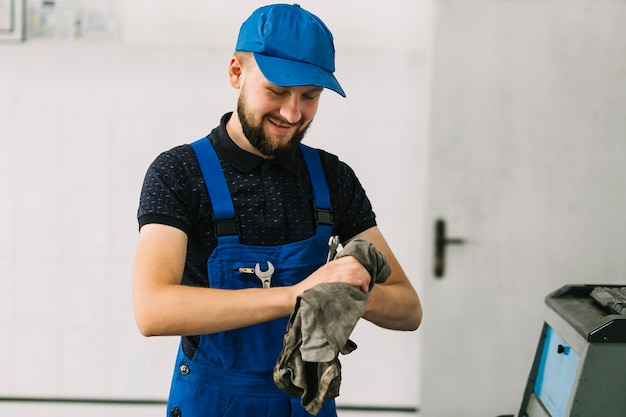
[228,56,244,89]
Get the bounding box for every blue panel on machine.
[532,327,580,417]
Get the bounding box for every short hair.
[234,51,253,68]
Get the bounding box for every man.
[132,4,422,417]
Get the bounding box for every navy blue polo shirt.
[137,112,376,354]
[139,111,376,280]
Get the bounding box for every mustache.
[265,114,301,128]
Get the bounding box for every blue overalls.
[166,138,337,417]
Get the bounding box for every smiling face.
[227,53,323,158]
[236,88,316,158]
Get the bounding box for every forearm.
[363,280,422,331]
[350,226,423,331]
[133,284,296,337]
[132,224,299,337]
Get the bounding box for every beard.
[237,95,312,158]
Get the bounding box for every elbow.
[393,290,424,331]
[407,300,423,331]
[397,301,423,332]
[407,307,423,331]
[133,300,167,337]
[132,281,177,337]
[134,310,159,337]
[135,320,158,338]
[405,289,424,331]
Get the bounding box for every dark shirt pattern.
[137,113,376,356]
[138,113,376,290]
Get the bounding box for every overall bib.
[166,138,337,417]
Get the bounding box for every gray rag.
[273,239,391,415]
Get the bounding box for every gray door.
[421,1,626,416]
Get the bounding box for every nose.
[279,96,302,124]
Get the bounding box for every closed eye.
[302,92,321,100]
[268,87,287,97]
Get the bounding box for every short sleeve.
[319,151,377,241]
[137,145,204,235]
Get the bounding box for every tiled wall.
[0,39,429,416]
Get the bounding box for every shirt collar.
[209,113,298,174]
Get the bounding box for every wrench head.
[254,261,275,278]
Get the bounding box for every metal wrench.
[326,235,340,263]
[254,261,275,288]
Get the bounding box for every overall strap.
[299,144,334,236]
[190,138,334,243]
[190,137,239,245]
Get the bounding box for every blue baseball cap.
[235,4,346,97]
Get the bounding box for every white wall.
[0,1,432,416]
[421,1,626,415]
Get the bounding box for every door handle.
[434,218,465,278]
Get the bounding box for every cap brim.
[253,53,346,97]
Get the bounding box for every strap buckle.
[315,208,334,227]
[213,215,239,236]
